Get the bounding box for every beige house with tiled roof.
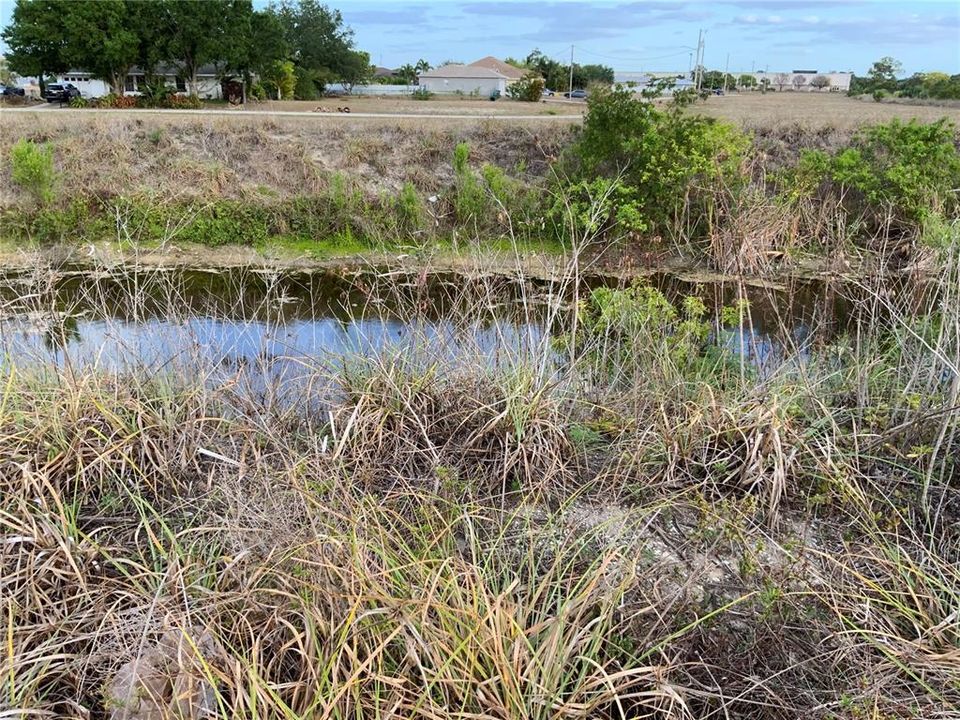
[468,56,525,82]
[417,65,508,95]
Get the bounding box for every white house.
[417,65,508,96]
[16,64,224,99]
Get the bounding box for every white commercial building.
[749,70,852,92]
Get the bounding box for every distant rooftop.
[468,56,525,80]
[419,64,508,79]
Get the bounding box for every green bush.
[10,139,57,204]
[411,87,433,100]
[796,119,960,231]
[395,182,423,234]
[506,74,545,102]
[561,86,748,240]
[452,142,487,223]
[567,283,744,385]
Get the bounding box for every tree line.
[1,0,370,99]
[849,57,960,100]
[503,50,614,92]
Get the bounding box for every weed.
[9,139,57,205]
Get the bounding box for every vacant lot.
[229,95,585,116]
[696,90,960,129]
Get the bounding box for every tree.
[273,0,356,94]
[867,56,901,91]
[791,74,807,91]
[414,58,431,74]
[338,49,371,92]
[580,64,614,85]
[1,0,72,93]
[920,72,959,99]
[526,49,565,90]
[738,74,757,90]
[396,64,416,84]
[64,0,140,94]
[701,70,736,91]
[160,1,239,96]
[810,74,831,91]
[263,59,295,98]
[773,72,790,91]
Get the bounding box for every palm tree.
[397,64,416,85]
[414,59,431,74]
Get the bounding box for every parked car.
[0,85,25,96]
[43,83,81,102]
[563,89,587,99]
[542,88,555,97]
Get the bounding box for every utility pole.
[694,30,702,88]
[723,52,730,93]
[688,52,693,76]
[569,44,574,96]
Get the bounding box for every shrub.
[795,118,960,231]
[9,139,57,204]
[566,283,744,386]
[68,95,87,108]
[137,77,174,107]
[168,94,202,109]
[395,182,423,234]
[506,74,546,102]
[561,86,748,240]
[452,142,487,223]
[411,87,433,100]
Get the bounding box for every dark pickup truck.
[43,83,81,102]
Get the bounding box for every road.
[1,105,584,121]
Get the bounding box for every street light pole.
[569,44,574,96]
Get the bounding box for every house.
[15,64,224,99]
[417,65,508,95]
[468,56,525,83]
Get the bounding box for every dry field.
[696,90,960,129]
[0,113,571,206]
[232,95,585,116]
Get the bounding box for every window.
[124,75,135,92]
[176,77,186,92]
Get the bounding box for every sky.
[1,0,957,76]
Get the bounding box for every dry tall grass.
[1,226,958,718]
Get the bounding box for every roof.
[59,63,221,77]
[419,64,508,80]
[373,66,396,77]
[468,56,525,80]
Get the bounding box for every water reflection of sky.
[0,314,549,378]
[1,265,922,382]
